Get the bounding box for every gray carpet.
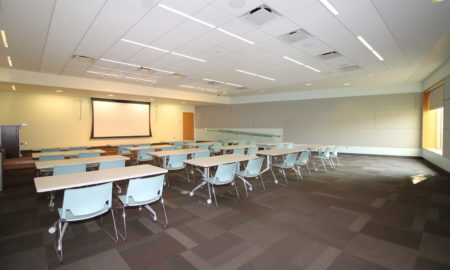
[0,154,449,269]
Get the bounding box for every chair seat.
[58,207,109,222]
[236,170,260,178]
[203,177,232,185]
[167,165,185,170]
[272,163,294,169]
[313,156,329,159]
[117,194,159,207]
[294,161,308,165]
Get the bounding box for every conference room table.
[32,149,105,159]
[257,142,292,148]
[256,147,310,184]
[32,146,88,152]
[183,142,214,148]
[34,164,168,193]
[184,154,256,204]
[148,148,209,168]
[212,144,253,154]
[35,155,129,170]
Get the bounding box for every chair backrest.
[61,182,112,219]
[39,155,65,161]
[54,163,86,175]
[297,150,310,165]
[125,175,164,205]
[283,152,298,167]
[138,148,155,160]
[322,147,332,158]
[212,142,222,148]
[161,146,176,151]
[167,153,187,169]
[246,146,258,156]
[42,148,61,152]
[271,144,284,149]
[193,151,210,158]
[245,157,264,175]
[118,145,132,154]
[198,144,210,150]
[212,163,237,185]
[237,141,247,145]
[233,148,245,154]
[78,152,100,158]
[99,160,125,170]
[69,147,87,151]
[331,146,339,156]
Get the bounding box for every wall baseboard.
[422,149,450,172]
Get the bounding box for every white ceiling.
[0,0,449,97]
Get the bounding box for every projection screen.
[91,98,151,138]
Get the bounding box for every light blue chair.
[118,145,132,155]
[99,160,125,170]
[136,148,155,164]
[69,147,87,151]
[237,141,247,145]
[202,163,238,207]
[211,142,223,154]
[50,182,118,262]
[49,163,87,211]
[232,148,245,154]
[247,146,258,156]
[42,148,61,152]
[236,157,265,196]
[138,143,150,147]
[116,175,168,240]
[172,141,184,149]
[165,153,188,185]
[271,152,300,184]
[312,147,335,172]
[285,143,295,149]
[198,144,210,150]
[160,146,176,151]
[39,155,64,161]
[78,152,100,158]
[294,150,311,179]
[271,144,284,149]
[329,146,340,166]
[187,151,210,181]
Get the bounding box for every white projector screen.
[91,98,151,138]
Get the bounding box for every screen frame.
[90,98,152,139]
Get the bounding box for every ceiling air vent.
[237,86,248,90]
[340,65,362,72]
[279,29,310,44]
[169,74,186,79]
[241,5,280,26]
[72,55,95,63]
[316,51,342,61]
[138,67,154,74]
[206,80,220,86]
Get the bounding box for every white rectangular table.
[213,144,254,154]
[125,144,175,151]
[256,147,309,184]
[34,164,168,193]
[32,149,105,159]
[32,146,88,152]
[184,154,256,202]
[256,142,292,148]
[35,155,129,170]
[149,148,209,168]
[183,142,214,148]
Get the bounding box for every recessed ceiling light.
[344,83,350,86]
[203,78,225,84]
[320,0,339,15]
[139,78,156,83]
[121,38,169,53]
[11,85,15,91]
[55,90,63,93]
[216,28,255,45]
[1,30,8,48]
[179,84,218,93]
[305,83,312,86]
[356,36,384,61]
[108,94,114,97]
[86,70,102,75]
[225,82,243,87]
[170,52,206,62]
[283,56,321,72]
[7,56,12,67]
[158,4,215,28]
[236,69,276,81]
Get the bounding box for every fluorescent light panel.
[1,30,8,48]
[158,4,254,45]
[283,56,321,72]
[100,58,139,67]
[179,84,218,93]
[356,36,384,61]
[320,0,339,15]
[236,69,276,81]
[121,39,169,53]
[7,56,12,67]
[170,52,206,62]
[203,78,243,88]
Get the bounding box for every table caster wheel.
[189,192,194,196]
[153,217,157,221]
[48,226,56,234]
[207,199,212,204]
[275,180,278,184]
[249,187,253,191]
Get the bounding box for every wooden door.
[1,126,20,158]
[183,112,194,140]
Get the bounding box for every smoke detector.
[241,5,281,26]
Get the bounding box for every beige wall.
[196,93,422,150]
[0,91,194,150]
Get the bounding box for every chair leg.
[185,167,190,183]
[212,185,218,208]
[306,163,312,176]
[110,208,119,242]
[161,198,169,228]
[55,221,68,263]
[233,181,240,200]
[281,169,288,184]
[259,174,266,191]
[270,167,278,184]
[117,206,127,241]
[293,168,300,181]
[321,159,327,173]
[296,166,303,180]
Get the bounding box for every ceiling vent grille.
[340,65,362,72]
[237,86,248,90]
[241,5,280,26]
[206,80,220,85]
[72,55,95,63]
[138,67,154,74]
[279,29,310,44]
[316,51,342,60]
[169,74,186,79]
